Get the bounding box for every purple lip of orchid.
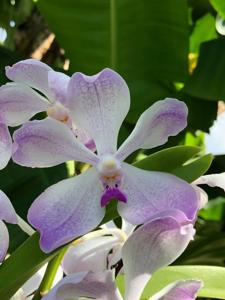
[11,66,200,253]
[101,187,127,207]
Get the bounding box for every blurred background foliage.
[1,0,225,279]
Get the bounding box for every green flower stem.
[32,246,69,300]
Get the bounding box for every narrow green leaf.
[0,233,57,299]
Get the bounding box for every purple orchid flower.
[0,190,17,262]
[42,216,202,300]
[0,59,94,169]
[12,68,199,252]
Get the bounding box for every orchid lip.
[101,187,127,207]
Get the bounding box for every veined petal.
[62,235,120,274]
[122,217,196,300]
[28,168,104,252]
[0,220,9,262]
[118,163,199,225]
[48,70,70,104]
[67,68,130,155]
[5,59,53,99]
[116,98,187,161]
[0,124,12,170]
[0,190,17,224]
[12,118,99,168]
[194,173,225,191]
[42,270,122,300]
[0,83,49,126]
[150,280,203,300]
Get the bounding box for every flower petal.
[62,235,119,274]
[42,270,122,300]
[0,190,17,224]
[12,118,99,168]
[48,70,70,104]
[28,167,104,252]
[116,98,187,161]
[67,68,130,155]
[0,83,49,126]
[118,163,199,225]
[0,124,12,170]
[0,220,9,262]
[122,217,196,300]
[150,280,203,300]
[194,173,225,191]
[5,59,53,99]
[205,111,225,155]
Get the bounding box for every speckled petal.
[12,118,99,168]
[0,83,49,127]
[122,217,195,300]
[116,98,187,161]
[0,124,12,170]
[5,59,53,99]
[28,168,104,252]
[67,68,130,155]
[118,163,199,225]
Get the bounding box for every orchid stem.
[32,247,68,300]
[17,214,35,236]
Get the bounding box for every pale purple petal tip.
[0,123,12,170]
[151,280,203,300]
[0,221,9,262]
[101,188,127,207]
[0,190,17,224]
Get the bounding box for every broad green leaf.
[184,38,225,100]
[37,0,189,122]
[144,265,225,299]
[172,153,213,182]
[117,265,225,299]
[134,146,201,172]
[135,146,212,182]
[190,13,217,54]
[210,0,225,19]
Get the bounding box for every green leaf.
[117,265,225,299]
[172,153,213,182]
[210,0,225,19]
[143,265,225,299]
[0,233,55,299]
[199,197,225,221]
[134,146,201,172]
[134,146,212,182]
[184,38,225,100]
[37,0,189,123]
[190,13,217,54]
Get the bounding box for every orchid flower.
[205,111,225,155]
[0,59,94,169]
[12,68,199,252]
[0,190,17,262]
[42,215,202,300]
